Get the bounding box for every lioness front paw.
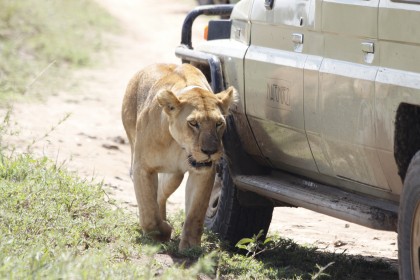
[179,236,200,251]
[145,221,172,242]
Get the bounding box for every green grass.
[0,151,216,279]
[0,143,399,279]
[0,0,118,102]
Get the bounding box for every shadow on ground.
[134,225,398,280]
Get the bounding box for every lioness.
[121,63,236,250]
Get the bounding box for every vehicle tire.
[398,150,420,280]
[204,159,274,246]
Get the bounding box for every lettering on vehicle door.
[266,79,291,110]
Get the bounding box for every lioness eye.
[216,121,224,127]
[188,120,199,128]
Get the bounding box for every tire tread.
[205,162,273,246]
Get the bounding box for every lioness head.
[157,86,237,170]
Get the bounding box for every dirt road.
[4,0,398,269]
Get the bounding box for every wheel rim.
[412,201,420,279]
[206,174,222,219]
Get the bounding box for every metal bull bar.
[175,5,234,93]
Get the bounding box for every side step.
[234,173,398,231]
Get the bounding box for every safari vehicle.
[175,0,420,278]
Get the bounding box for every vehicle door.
[316,0,390,190]
[244,0,319,174]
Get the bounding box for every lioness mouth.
[188,156,212,168]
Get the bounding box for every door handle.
[292,33,303,44]
[361,42,374,53]
[292,33,304,53]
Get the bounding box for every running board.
[234,173,398,231]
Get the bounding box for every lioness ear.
[216,86,238,115]
[157,89,181,115]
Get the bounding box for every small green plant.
[235,229,278,259]
[235,231,336,279]
[310,262,334,280]
[0,109,20,159]
[25,112,71,152]
[0,110,12,148]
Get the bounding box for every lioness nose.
[201,147,217,156]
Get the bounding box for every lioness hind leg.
[158,173,184,221]
[132,164,172,242]
[179,170,216,250]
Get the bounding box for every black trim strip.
[390,0,420,4]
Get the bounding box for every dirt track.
[4,0,398,269]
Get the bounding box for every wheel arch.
[394,102,420,181]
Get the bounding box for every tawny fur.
[121,63,236,250]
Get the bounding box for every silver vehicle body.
[176,1,420,277]
[195,0,420,203]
